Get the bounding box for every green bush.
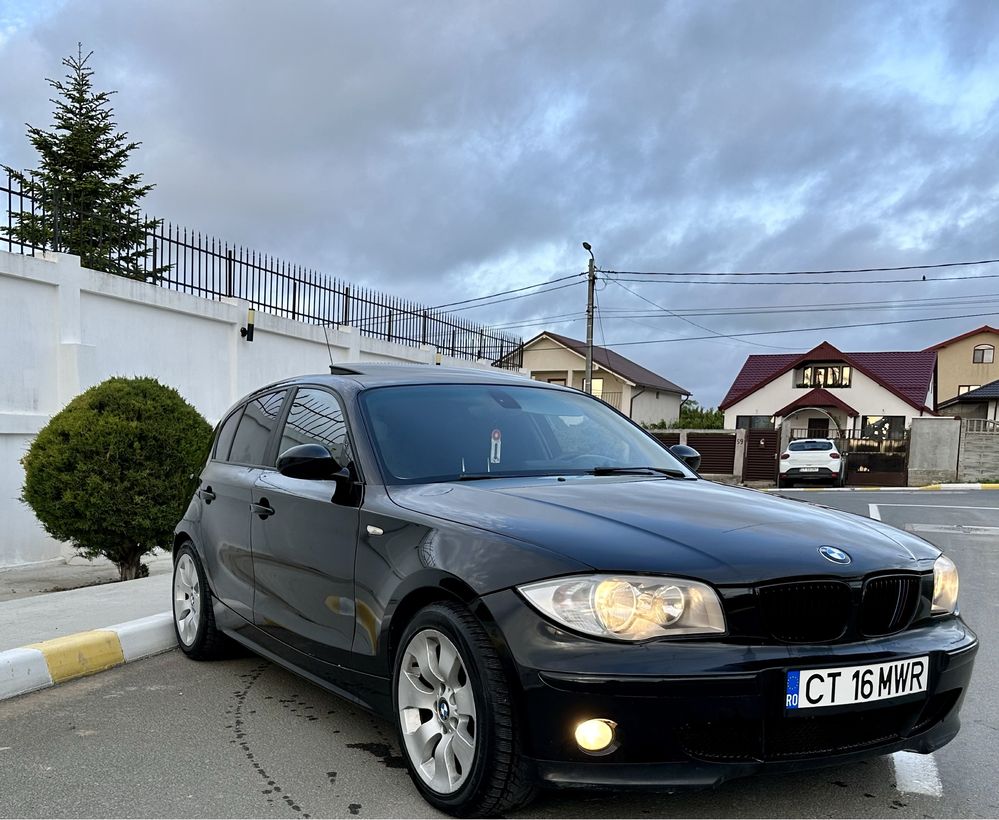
[21,377,212,580]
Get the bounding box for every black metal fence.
[2,169,523,367]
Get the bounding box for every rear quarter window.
[213,407,243,461]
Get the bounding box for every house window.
[797,365,852,388]
[547,378,566,386]
[958,385,981,395]
[736,415,774,430]
[861,415,905,439]
[590,378,604,399]
[973,344,994,364]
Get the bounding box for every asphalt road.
[0,489,996,819]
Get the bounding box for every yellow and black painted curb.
[764,483,999,493]
[0,612,174,701]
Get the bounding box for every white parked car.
[778,438,845,487]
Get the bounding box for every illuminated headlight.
[518,574,726,640]
[932,554,959,614]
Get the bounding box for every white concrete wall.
[908,417,960,485]
[723,367,929,429]
[0,250,517,567]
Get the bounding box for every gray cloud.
[2,0,998,405]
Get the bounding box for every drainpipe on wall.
[629,388,646,421]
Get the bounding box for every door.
[744,429,780,482]
[807,417,830,438]
[251,387,360,665]
[198,391,288,621]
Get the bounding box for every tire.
[392,602,536,817]
[778,474,791,489]
[172,541,228,660]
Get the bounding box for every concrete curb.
[0,611,174,701]
[765,483,999,493]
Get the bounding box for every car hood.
[387,477,938,585]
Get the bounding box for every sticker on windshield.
[490,429,502,464]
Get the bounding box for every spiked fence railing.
[2,168,524,367]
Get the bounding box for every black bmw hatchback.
[173,365,977,816]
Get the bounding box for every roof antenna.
[322,324,336,374]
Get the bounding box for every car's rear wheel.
[393,602,536,817]
[172,541,227,660]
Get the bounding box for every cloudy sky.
[2,0,999,405]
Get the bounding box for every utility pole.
[582,242,596,394]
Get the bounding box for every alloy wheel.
[397,628,477,794]
[173,553,200,646]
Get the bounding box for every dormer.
[794,362,852,389]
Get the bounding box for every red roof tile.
[925,325,999,350]
[720,342,936,412]
[774,388,859,418]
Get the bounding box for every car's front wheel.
[172,541,227,660]
[392,602,536,817]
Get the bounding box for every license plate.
[785,656,929,710]
[799,467,820,473]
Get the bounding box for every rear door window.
[229,391,288,466]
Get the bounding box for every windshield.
[359,383,693,484]
[788,440,834,451]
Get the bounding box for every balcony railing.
[596,391,622,410]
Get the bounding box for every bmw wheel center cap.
[819,545,852,564]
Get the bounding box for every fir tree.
[3,45,165,280]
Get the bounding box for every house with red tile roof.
[719,341,936,441]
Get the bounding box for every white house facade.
[720,342,936,444]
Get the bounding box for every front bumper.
[480,589,978,789]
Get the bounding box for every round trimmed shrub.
[21,377,213,580]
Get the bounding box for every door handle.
[199,486,216,504]
[251,498,275,519]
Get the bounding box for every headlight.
[518,574,726,640]
[932,554,959,614]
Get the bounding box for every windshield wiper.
[587,466,691,478]
[454,472,539,481]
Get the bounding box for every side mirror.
[670,444,702,473]
[277,443,343,480]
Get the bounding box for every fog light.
[574,718,616,753]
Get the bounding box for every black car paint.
[175,369,977,787]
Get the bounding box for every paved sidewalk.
[0,571,172,652]
[0,551,172,602]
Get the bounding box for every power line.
[598,292,999,319]
[488,290,999,329]
[610,278,797,351]
[425,272,583,310]
[598,257,999,278]
[607,271,999,287]
[489,311,588,330]
[444,278,585,312]
[520,308,999,352]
